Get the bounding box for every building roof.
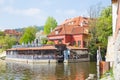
[48,16,89,37]
[7,45,57,51]
[61,16,89,26]
[72,26,88,34]
[4,29,21,36]
[48,25,88,37]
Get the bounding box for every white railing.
[12,44,42,48]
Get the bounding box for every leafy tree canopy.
[0,35,16,50]
[41,37,48,44]
[88,6,112,61]
[44,16,57,35]
[20,26,37,44]
[0,31,5,36]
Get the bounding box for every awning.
[7,45,57,51]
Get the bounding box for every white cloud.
[0,0,15,5]
[3,6,42,16]
[8,0,15,5]
[0,0,4,5]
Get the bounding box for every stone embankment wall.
[106,36,114,67]
[114,31,120,80]
[0,51,6,58]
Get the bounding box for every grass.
[0,49,2,53]
[0,49,5,53]
[100,68,114,80]
[0,56,6,60]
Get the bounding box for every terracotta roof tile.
[7,45,57,51]
[48,25,88,36]
[4,29,21,36]
[48,25,73,36]
[48,16,89,37]
[61,16,89,26]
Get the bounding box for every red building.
[48,16,89,48]
[4,29,21,41]
[115,0,120,37]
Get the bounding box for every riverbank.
[100,76,114,80]
[100,69,114,80]
[0,51,6,60]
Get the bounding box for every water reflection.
[0,60,96,80]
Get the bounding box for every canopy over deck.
[7,45,57,51]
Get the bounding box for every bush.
[46,41,54,45]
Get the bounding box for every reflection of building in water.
[6,61,56,80]
[3,61,96,80]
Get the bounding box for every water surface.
[0,60,96,80]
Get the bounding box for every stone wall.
[114,30,120,80]
[106,36,114,67]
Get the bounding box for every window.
[80,22,83,27]
[83,41,87,47]
[58,40,62,44]
[73,41,76,46]
[80,20,87,27]
[78,41,81,46]
[71,22,74,25]
[55,31,58,34]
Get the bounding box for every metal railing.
[12,44,42,48]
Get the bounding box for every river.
[0,60,96,80]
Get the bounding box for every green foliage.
[46,41,54,45]
[44,16,57,35]
[101,68,114,80]
[0,35,16,50]
[0,31,5,36]
[15,26,44,32]
[20,26,37,44]
[97,6,112,47]
[41,38,48,44]
[88,6,112,61]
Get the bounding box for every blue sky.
[0,0,111,30]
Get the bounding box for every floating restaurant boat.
[6,44,89,63]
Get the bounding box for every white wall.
[112,2,118,35]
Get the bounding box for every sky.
[0,0,111,30]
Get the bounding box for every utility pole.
[97,46,102,80]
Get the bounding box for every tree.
[4,35,17,49]
[0,31,5,36]
[46,41,54,45]
[41,37,48,44]
[0,35,16,50]
[88,6,112,61]
[87,4,102,61]
[44,16,57,35]
[97,6,112,46]
[20,26,37,44]
[96,6,112,59]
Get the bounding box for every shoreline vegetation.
[0,50,6,60]
[100,68,114,80]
